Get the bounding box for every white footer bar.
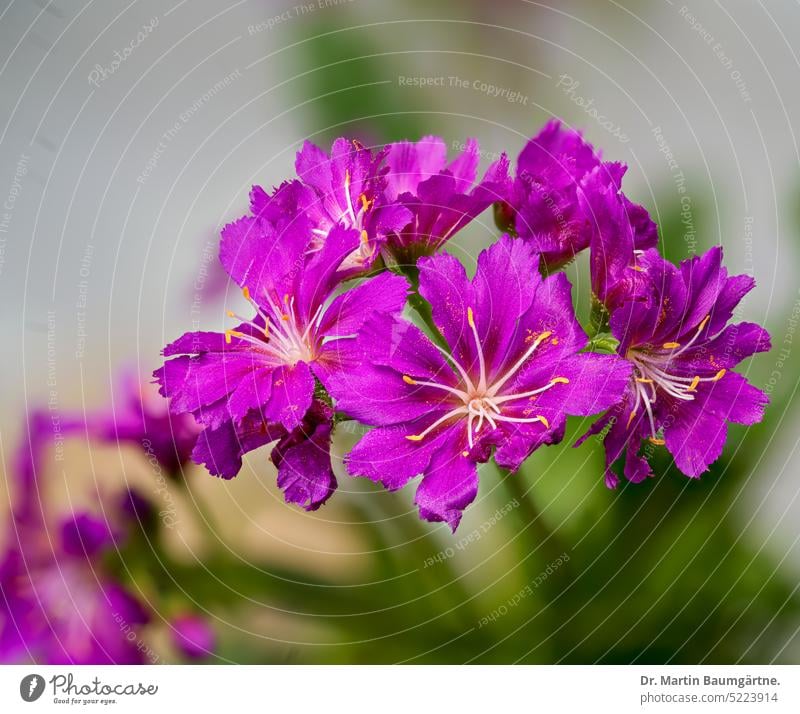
[1,665,797,712]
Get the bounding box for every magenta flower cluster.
[0,387,213,664]
[155,122,770,531]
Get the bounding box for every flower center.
[626,315,725,444]
[224,287,319,366]
[403,306,568,451]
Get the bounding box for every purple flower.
[191,400,337,511]
[577,247,771,487]
[579,163,657,312]
[171,614,215,661]
[381,136,511,263]
[290,138,412,273]
[0,555,149,664]
[0,416,150,664]
[80,369,200,479]
[119,487,156,529]
[60,513,117,557]
[504,120,656,269]
[270,400,337,511]
[155,216,407,507]
[325,235,632,530]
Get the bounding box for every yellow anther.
[686,375,701,392]
[537,415,550,429]
[698,315,711,331]
[226,310,235,318]
[402,375,417,385]
[552,377,570,384]
[344,169,351,188]
[281,314,290,322]
[242,286,251,301]
[663,342,681,349]
[360,229,369,244]
[627,409,637,428]
[405,434,424,442]
[648,437,665,446]
[632,265,646,272]
[467,306,476,329]
[225,329,244,344]
[712,369,726,381]
[461,450,469,457]
[636,378,654,384]
[539,331,553,341]
[360,194,371,212]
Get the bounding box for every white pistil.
[403,375,469,402]
[467,307,487,393]
[342,170,358,227]
[333,169,377,269]
[404,307,565,446]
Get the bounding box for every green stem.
[498,465,569,574]
[587,292,610,338]
[175,476,227,554]
[399,265,450,352]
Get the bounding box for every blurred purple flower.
[171,614,215,661]
[80,369,201,479]
[0,413,150,664]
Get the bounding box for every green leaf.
[586,332,619,354]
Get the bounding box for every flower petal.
[274,422,337,511]
[414,438,479,532]
[318,271,408,337]
[219,216,310,304]
[346,421,458,492]
[294,225,361,319]
[472,234,540,378]
[262,362,315,431]
[418,251,476,370]
[227,366,274,424]
[385,136,448,200]
[664,371,767,477]
[191,416,280,479]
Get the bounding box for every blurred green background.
[1,0,799,663]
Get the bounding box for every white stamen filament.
[342,170,359,227]
[404,307,564,447]
[467,308,487,393]
[334,170,376,269]
[226,288,316,365]
[625,315,725,442]
[487,330,553,397]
